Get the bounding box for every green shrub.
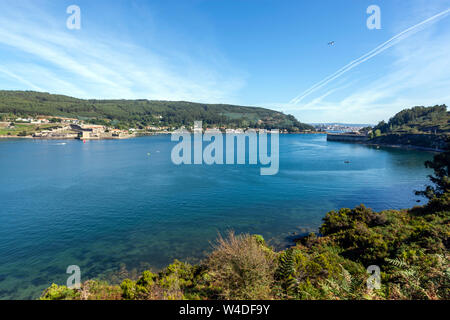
[40,284,79,300]
[120,279,138,300]
[320,205,388,236]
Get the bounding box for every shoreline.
[326,133,447,153]
[363,141,445,152]
[1,132,445,152]
[329,139,446,153]
[1,132,444,152]
[1,132,445,153]
[0,131,322,140]
[0,132,167,140]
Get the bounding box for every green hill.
[366,105,449,150]
[373,105,450,135]
[0,90,313,132]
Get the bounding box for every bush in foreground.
[41,193,449,300]
[206,232,276,300]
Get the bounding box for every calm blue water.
[0,134,433,299]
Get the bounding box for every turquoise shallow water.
[0,134,433,299]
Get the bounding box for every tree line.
[0,90,314,132]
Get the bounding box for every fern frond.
[386,257,408,269]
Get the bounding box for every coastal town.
[0,116,169,140]
[0,115,300,140]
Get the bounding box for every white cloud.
[0,1,245,102]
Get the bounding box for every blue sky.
[0,0,449,123]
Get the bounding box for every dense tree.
[416,142,450,199]
[0,90,314,132]
[373,105,449,135]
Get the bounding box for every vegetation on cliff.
[372,105,449,136]
[363,105,450,150]
[374,104,450,134]
[0,91,313,132]
[41,149,450,300]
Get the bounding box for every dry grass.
[207,231,276,300]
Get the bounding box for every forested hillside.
[373,105,449,135]
[0,91,313,131]
[364,105,450,150]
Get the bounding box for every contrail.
[0,66,43,91]
[289,8,450,105]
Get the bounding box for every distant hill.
[0,91,313,132]
[373,105,450,135]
